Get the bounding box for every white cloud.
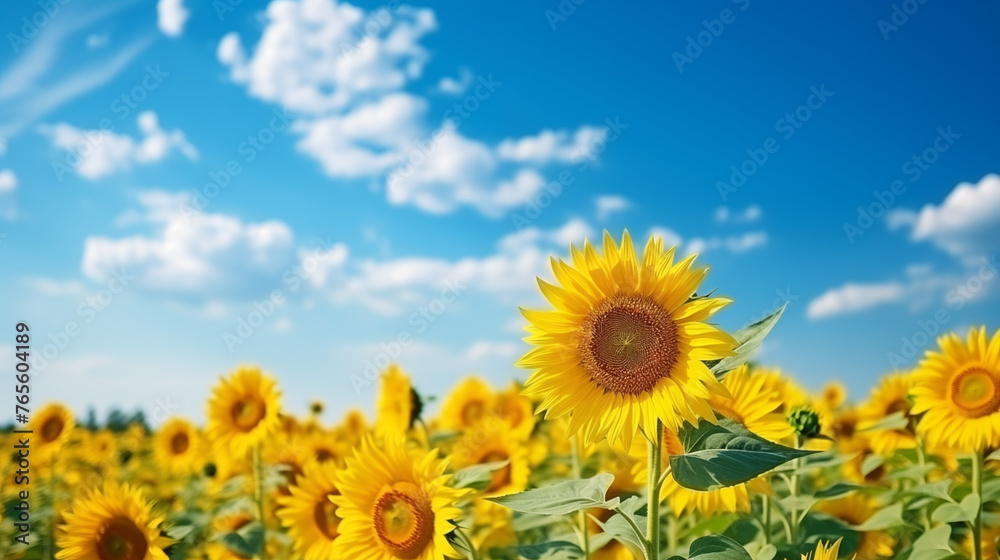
[42,111,197,180]
[497,127,606,164]
[217,0,604,217]
[82,190,295,293]
[714,204,762,224]
[321,219,592,314]
[807,282,908,320]
[595,195,630,220]
[437,67,474,95]
[157,0,190,37]
[0,169,16,192]
[806,265,959,320]
[901,174,1000,262]
[685,231,768,255]
[464,340,520,361]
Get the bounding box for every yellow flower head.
[56,483,171,560]
[450,423,530,498]
[438,377,494,432]
[377,364,419,436]
[911,326,1000,451]
[858,373,917,455]
[153,417,203,475]
[819,494,896,558]
[333,436,466,560]
[31,402,75,458]
[517,230,737,448]
[277,460,343,560]
[802,538,854,560]
[206,366,281,456]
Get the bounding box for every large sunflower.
[911,326,1000,451]
[153,417,202,475]
[333,436,465,560]
[31,402,75,459]
[277,460,342,560]
[517,231,736,448]
[206,366,281,456]
[56,483,171,560]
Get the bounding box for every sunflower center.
[97,516,148,560]
[313,494,341,540]
[461,400,486,426]
[230,396,267,431]
[481,450,512,493]
[170,432,189,454]
[579,293,679,395]
[41,417,64,443]
[373,482,435,560]
[951,366,1000,418]
[315,448,338,463]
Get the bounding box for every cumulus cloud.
[217,0,604,216]
[42,111,197,180]
[157,0,189,37]
[319,219,594,315]
[594,195,630,220]
[82,190,295,293]
[0,169,16,192]
[714,204,762,224]
[437,67,474,95]
[807,282,908,320]
[464,340,520,361]
[898,174,1000,262]
[686,232,768,255]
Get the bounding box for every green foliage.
[487,473,620,515]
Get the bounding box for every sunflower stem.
[762,494,772,545]
[973,450,984,560]
[253,443,269,560]
[916,439,931,532]
[788,434,802,544]
[45,466,55,560]
[455,526,480,560]
[647,421,663,559]
[571,436,590,560]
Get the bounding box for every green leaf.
[510,541,584,560]
[814,482,861,499]
[860,454,885,477]
[451,460,510,491]
[744,542,777,560]
[931,493,980,524]
[668,534,754,560]
[857,410,909,433]
[592,496,647,559]
[671,418,816,491]
[909,525,959,560]
[849,503,903,531]
[982,478,1000,504]
[906,480,955,503]
[486,473,620,515]
[220,521,264,558]
[165,525,197,540]
[708,304,786,379]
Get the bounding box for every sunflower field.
[4,231,1000,560]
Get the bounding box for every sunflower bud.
[788,406,822,439]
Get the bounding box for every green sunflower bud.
[788,406,822,439]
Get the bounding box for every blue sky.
[1,0,998,424]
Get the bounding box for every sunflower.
[858,373,917,455]
[31,402,75,459]
[376,364,421,436]
[517,230,737,448]
[802,538,853,560]
[963,523,1000,560]
[85,430,119,466]
[333,436,466,560]
[819,494,896,558]
[493,382,536,440]
[912,326,1000,451]
[439,377,493,432]
[451,425,530,498]
[277,460,342,560]
[206,366,282,456]
[153,418,202,475]
[593,539,638,560]
[56,483,171,560]
[341,409,369,443]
